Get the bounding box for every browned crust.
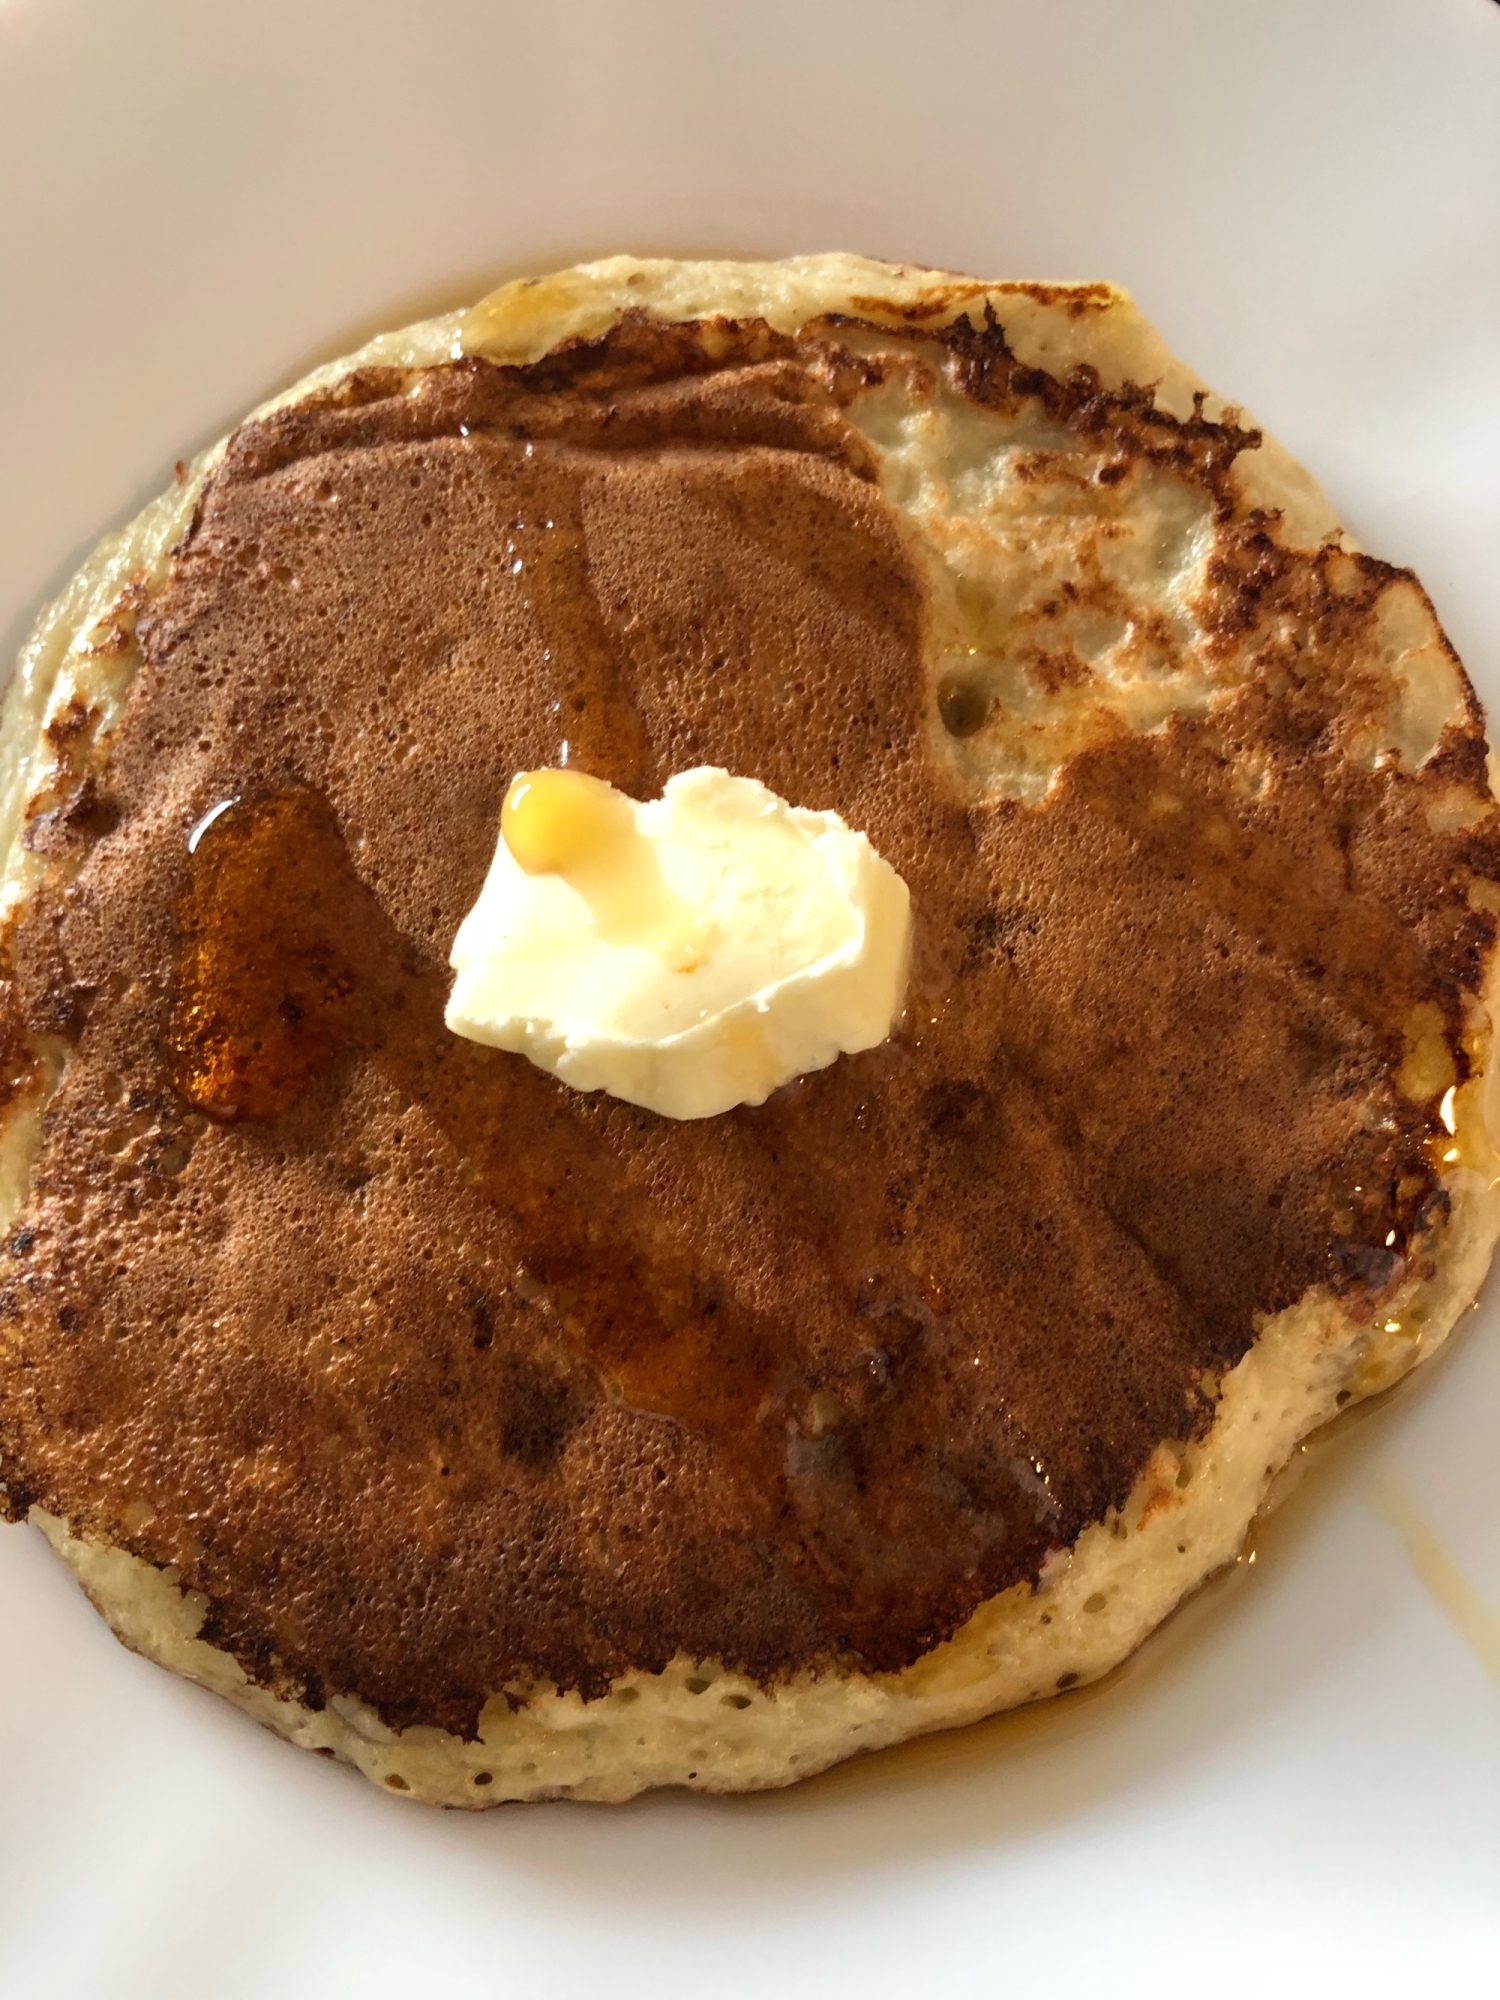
[1,309,1495,1737]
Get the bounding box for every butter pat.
[446,766,911,1119]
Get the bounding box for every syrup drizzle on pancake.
[499,471,649,786]
[2,313,1495,1736]
[168,790,362,1121]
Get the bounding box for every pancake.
[2,255,1498,1805]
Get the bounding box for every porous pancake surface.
[1,259,1497,1799]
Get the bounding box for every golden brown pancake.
[2,256,1497,1803]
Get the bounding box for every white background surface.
[2,2,1498,1993]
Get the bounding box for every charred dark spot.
[922,1079,987,1134]
[1029,649,1091,695]
[1328,1238,1403,1294]
[962,905,1039,966]
[62,778,122,840]
[499,1359,583,1467]
[42,697,95,749]
[1286,1017,1344,1084]
[28,978,89,1041]
[0,1469,39,1522]
[469,1293,495,1351]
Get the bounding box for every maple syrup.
[502,466,649,787]
[9,316,1486,1728]
[1374,1475,1500,1688]
[163,782,790,1449]
[165,790,362,1121]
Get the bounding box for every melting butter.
[447,766,912,1120]
[502,767,633,876]
[501,768,707,968]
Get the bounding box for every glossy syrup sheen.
[148,771,1073,1692]
[2,322,1488,1730]
[163,796,856,1488]
[167,791,362,1121]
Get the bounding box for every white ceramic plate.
[3,3,1498,1992]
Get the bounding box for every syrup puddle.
[1370,1474,1500,1688]
[167,790,366,1120]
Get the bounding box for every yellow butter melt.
[445,765,912,1119]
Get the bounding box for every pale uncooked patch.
[4,255,1497,1804]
